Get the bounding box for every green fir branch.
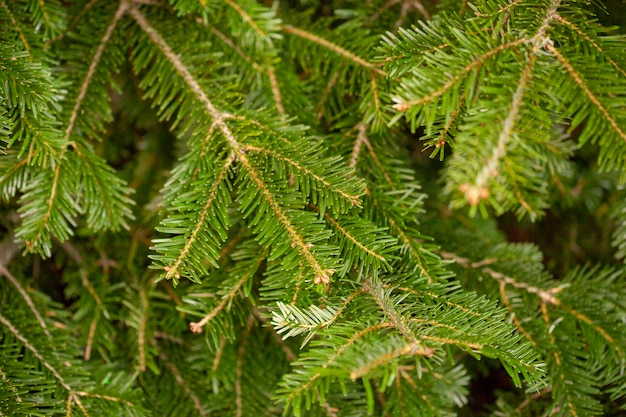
[1,1,626,416]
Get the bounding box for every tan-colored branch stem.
[364,280,434,357]
[393,38,527,111]
[546,43,626,143]
[189,249,266,333]
[0,263,52,338]
[349,123,369,168]
[282,25,387,76]
[65,2,128,140]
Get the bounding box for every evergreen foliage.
[1,0,625,416]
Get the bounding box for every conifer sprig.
[1,0,625,416]
[383,0,626,217]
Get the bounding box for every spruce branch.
[157,346,207,417]
[546,42,626,143]
[385,0,626,215]
[241,144,361,208]
[267,67,285,117]
[137,285,149,372]
[277,321,393,410]
[315,70,340,120]
[198,18,285,116]
[0,264,52,338]
[364,280,434,356]
[235,314,255,417]
[461,49,537,206]
[239,165,332,285]
[64,2,127,142]
[271,302,339,345]
[348,123,369,168]
[8,1,134,255]
[553,13,626,79]
[153,153,235,283]
[2,1,626,415]
[1,2,31,54]
[0,311,91,413]
[391,38,528,112]
[0,235,52,339]
[473,0,523,17]
[497,280,540,350]
[282,25,387,77]
[322,210,391,266]
[442,250,625,357]
[189,247,266,334]
[348,337,431,380]
[131,5,348,286]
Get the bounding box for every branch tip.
[189,322,203,333]
[460,183,489,206]
[393,102,409,112]
[314,269,335,285]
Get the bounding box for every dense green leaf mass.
[1,0,625,416]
